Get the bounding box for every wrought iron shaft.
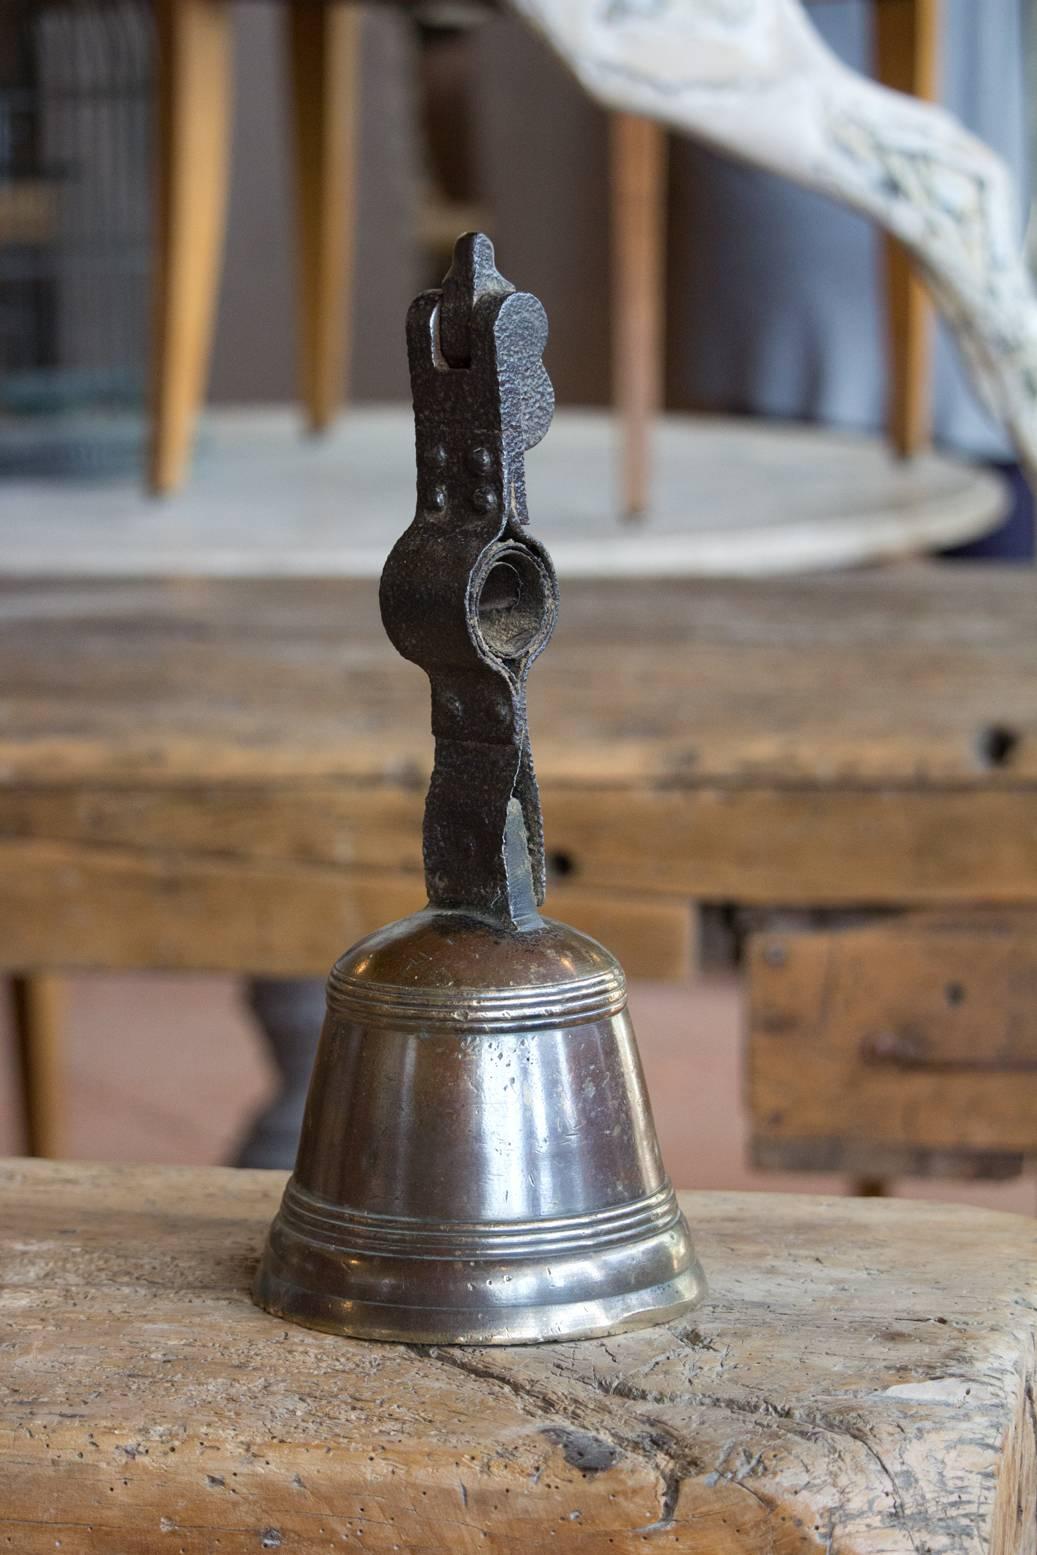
[379,232,557,927]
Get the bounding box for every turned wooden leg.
[149,0,233,495]
[852,1177,888,1199]
[287,2,361,434]
[234,977,325,1170]
[10,975,64,1158]
[610,113,668,520]
[875,0,939,458]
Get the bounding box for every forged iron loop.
[379,233,557,928]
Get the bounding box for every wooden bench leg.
[875,0,939,458]
[148,0,233,495]
[235,977,324,1169]
[10,975,64,1159]
[287,2,361,434]
[610,112,667,520]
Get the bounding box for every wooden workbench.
[3,564,1037,963]
[1,1159,1033,1553]
[5,565,1037,1174]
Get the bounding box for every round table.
[2,407,1008,577]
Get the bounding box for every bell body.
[254,908,705,1344]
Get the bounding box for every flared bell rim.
[254,1264,706,1347]
[253,1177,706,1345]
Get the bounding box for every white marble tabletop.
[0,407,1007,577]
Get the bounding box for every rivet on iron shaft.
[471,484,498,513]
[254,233,705,1345]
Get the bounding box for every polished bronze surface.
[254,234,704,1342]
[255,907,704,1342]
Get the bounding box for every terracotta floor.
[2,973,1031,1214]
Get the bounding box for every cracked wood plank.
[0,1160,1034,1553]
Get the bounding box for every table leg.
[610,113,668,520]
[149,0,233,494]
[10,975,64,1159]
[287,2,361,434]
[235,977,325,1169]
[874,0,939,458]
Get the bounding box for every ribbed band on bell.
[325,961,627,1033]
[276,1176,682,1260]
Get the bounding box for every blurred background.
[1,0,1036,1214]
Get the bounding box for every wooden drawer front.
[747,913,1037,1178]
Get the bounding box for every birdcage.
[0,0,152,476]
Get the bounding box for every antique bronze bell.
[254,234,705,1344]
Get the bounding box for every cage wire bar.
[0,0,152,476]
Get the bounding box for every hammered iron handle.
[379,233,558,928]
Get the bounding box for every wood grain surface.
[748,911,1037,1173]
[1,1159,1034,1553]
[0,569,1036,980]
[3,568,1035,787]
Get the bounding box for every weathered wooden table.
[1,1159,1033,1553]
[5,565,1037,1181]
